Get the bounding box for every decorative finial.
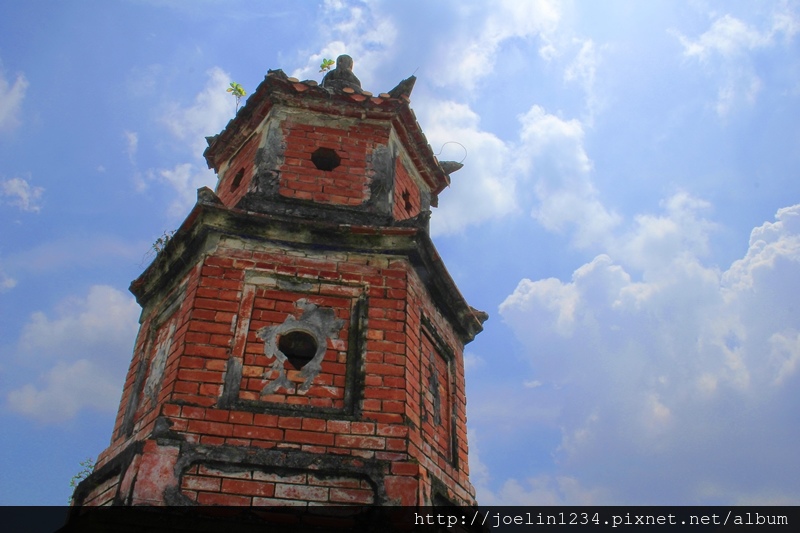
[439,161,464,175]
[321,54,362,93]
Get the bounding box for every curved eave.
[132,199,485,344]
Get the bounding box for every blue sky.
[1,0,799,505]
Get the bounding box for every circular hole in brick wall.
[278,330,318,370]
[311,147,341,171]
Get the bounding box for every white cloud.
[162,66,234,158]
[518,105,620,248]
[481,474,609,506]
[7,360,122,423]
[675,8,800,116]
[471,431,608,506]
[678,15,772,60]
[153,162,214,218]
[7,285,139,423]
[612,191,718,276]
[18,285,139,356]
[125,63,163,98]
[463,352,484,372]
[420,100,620,240]
[417,99,517,236]
[290,0,397,88]
[151,67,235,216]
[0,63,28,131]
[433,0,561,90]
[124,129,147,193]
[563,38,605,124]
[1,176,44,213]
[498,203,800,503]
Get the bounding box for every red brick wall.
[97,263,203,470]
[393,157,421,220]
[278,121,389,206]
[403,266,474,504]
[181,465,375,505]
[216,132,262,208]
[155,238,413,455]
[92,230,474,506]
[238,288,350,409]
[212,114,432,224]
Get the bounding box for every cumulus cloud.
[420,99,619,239]
[149,67,234,217]
[563,38,605,124]
[471,430,608,505]
[290,0,397,88]
[7,285,140,423]
[162,66,234,158]
[152,163,213,218]
[518,105,620,248]
[498,203,800,503]
[7,360,122,423]
[416,99,517,236]
[1,176,44,213]
[0,63,28,131]
[611,191,718,276]
[675,8,800,116]
[432,0,561,90]
[18,285,140,355]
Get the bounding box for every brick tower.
[73,56,486,509]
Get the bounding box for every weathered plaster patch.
[143,322,175,406]
[257,299,344,394]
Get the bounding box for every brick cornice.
[132,199,485,343]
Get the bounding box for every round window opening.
[278,330,318,370]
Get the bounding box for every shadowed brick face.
[216,131,262,207]
[73,67,484,510]
[393,158,421,220]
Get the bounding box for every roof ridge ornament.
[387,75,416,99]
[320,54,363,93]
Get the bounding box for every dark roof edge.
[132,196,486,343]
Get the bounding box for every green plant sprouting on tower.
[153,229,177,254]
[319,58,335,73]
[68,457,96,503]
[227,81,246,113]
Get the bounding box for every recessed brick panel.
[278,121,389,206]
[238,288,353,409]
